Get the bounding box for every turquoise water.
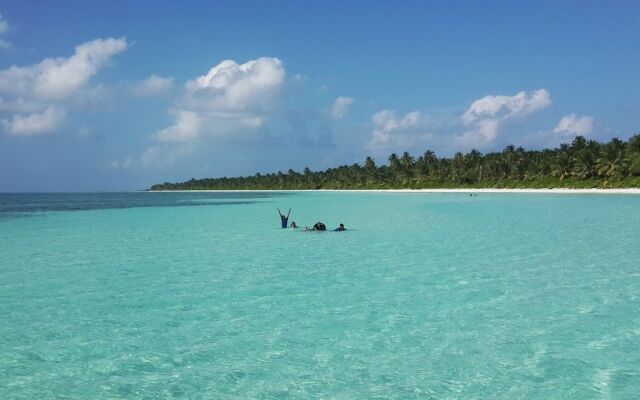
[1,192,639,398]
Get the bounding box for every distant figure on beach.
[290,221,298,228]
[334,223,346,231]
[277,208,291,228]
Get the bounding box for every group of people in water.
[277,208,346,231]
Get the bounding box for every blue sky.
[0,0,638,191]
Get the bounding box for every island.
[150,135,640,191]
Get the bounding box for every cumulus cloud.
[0,37,127,100]
[368,109,432,152]
[458,89,551,147]
[156,57,285,142]
[0,37,127,136]
[0,97,43,113]
[184,57,284,111]
[329,96,354,119]
[132,74,174,97]
[155,110,202,142]
[1,106,65,135]
[553,113,594,137]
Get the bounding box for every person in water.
[305,222,326,231]
[277,208,291,229]
[290,221,298,228]
[334,223,346,231]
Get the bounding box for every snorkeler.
[334,223,346,231]
[277,208,291,229]
[305,222,326,231]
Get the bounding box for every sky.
[0,0,639,191]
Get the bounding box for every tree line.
[150,135,640,190]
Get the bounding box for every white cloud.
[184,57,284,111]
[458,89,551,147]
[553,113,594,137]
[329,96,354,119]
[368,109,432,152]
[140,144,195,169]
[0,37,127,100]
[132,74,174,97]
[156,57,285,142]
[155,110,202,142]
[462,89,551,125]
[0,97,44,113]
[0,37,127,137]
[2,105,65,135]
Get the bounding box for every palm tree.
[553,152,574,180]
[388,153,401,183]
[596,143,627,179]
[628,134,640,154]
[400,152,415,183]
[466,149,482,181]
[363,157,377,185]
[571,136,587,152]
[423,150,437,174]
[452,152,465,182]
[364,156,376,171]
[573,150,596,179]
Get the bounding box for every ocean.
[1,191,639,398]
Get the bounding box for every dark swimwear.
[281,215,289,228]
[313,222,326,231]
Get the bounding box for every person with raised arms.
[277,208,291,229]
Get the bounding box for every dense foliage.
[150,135,640,190]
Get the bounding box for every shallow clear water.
[1,192,639,398]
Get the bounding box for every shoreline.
[148,188,640,194]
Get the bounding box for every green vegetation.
[150,135,640,190]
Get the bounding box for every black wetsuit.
[281,215,288,228]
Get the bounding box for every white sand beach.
[151,188,640,194]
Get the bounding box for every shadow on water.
[0,192,291,220]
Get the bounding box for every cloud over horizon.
[329,96,353,119]
[553,113,594,137]
[0,37,128,135]
[368,109,432,154]
[1,105,65,135]
[366,89,554,156]
[458,89,551,147]
[131,74,174,97]
[0,37,127,100]
[155,57,285,142]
